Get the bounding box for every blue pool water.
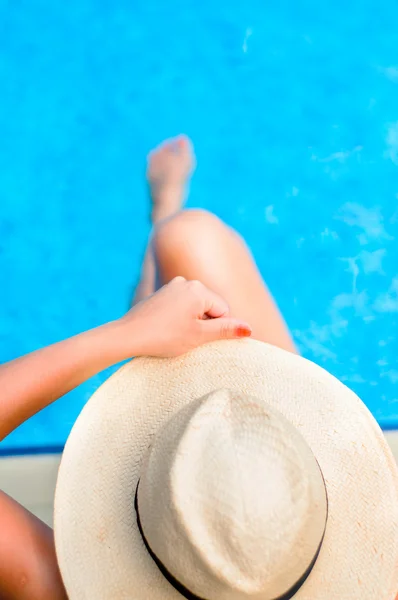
[1,0,398,453]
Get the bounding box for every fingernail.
[236,325,252,337]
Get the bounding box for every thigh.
[154,210,297,353]
[0,490,66,599]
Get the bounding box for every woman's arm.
[0,324,128,599]
[0,322,128,442]
[0,277,250,600]
[0,277,250,443]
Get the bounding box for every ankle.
[150,184,186,224]
[150,181,185,199]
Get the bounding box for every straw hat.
[54,339,398,599]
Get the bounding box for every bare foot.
[132,136,195,305]
[147,135,196,224]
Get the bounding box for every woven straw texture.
[54,339,398,599]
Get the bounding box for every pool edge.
[2,431,398,526]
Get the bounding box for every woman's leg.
[135,136,296,353]
[133,135,194,303]
[0,491,67,599]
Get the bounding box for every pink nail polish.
[236,325,252,337]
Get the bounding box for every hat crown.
[138,389,327,600]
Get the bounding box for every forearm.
[0,321,129,442]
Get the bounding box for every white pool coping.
[1,431,398,527]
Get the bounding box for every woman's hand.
[115,276,252,358]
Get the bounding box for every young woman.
[0,136,295,599]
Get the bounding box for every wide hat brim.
[54,339,398,599]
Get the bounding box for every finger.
[200,286,230,319]
[199,317,252,342]
[170,276,186,285]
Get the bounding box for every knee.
[153,209,224,256]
